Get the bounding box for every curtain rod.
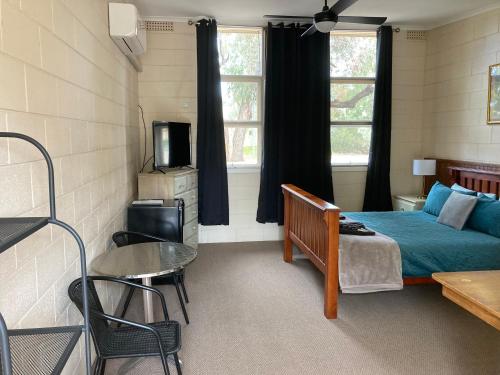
[144,17,400,32]
[188,16,215,25]
[267,22,398,32]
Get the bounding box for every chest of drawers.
[138,169,198,248]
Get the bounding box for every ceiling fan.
[264,0,387,38]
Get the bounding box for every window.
[330,31,377,166]
[218,27,264,167]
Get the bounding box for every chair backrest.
[112,231,168,248]
[68,278,110,352]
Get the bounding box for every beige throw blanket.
[339,230,403,294]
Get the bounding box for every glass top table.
[91,242,197,323]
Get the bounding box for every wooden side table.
[432,271,500,330]
[392,195,426,211]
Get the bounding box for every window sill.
[226,166,367,173]
[332,165,368,172]
[227,166,261,174]
[226,166,367,174]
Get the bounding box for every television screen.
[152,121,191,169]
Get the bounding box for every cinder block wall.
[0,0,140,373]
[423,9,500,162]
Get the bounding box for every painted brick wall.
[423,9,500,162]
[0,0,140,373]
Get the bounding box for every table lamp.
[413,159,436,198]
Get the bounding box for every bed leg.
[284,236,293,263]
[324,278,338,319]
[283,190,293,263]
[324,210,340,319]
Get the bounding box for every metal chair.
[112,231,190,324]
[68,276,182,375]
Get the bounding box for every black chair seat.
[68,277,182,375]
[102,321,181,358]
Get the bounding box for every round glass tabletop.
[91,242,197,279]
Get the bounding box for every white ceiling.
[132,0,500,29]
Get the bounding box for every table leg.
[142,277,155,323]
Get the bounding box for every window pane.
[330,32,376,77]
[331,83,374,122]
[218,29,262,76]
[225,127,259,165]
[221,82,259,121]
[331,126,371,165]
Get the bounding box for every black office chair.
[112,231,190,324]
[68,276,182,375]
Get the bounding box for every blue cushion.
[423,182,453,216]
[467,197,500,238]
[451,183,477,196]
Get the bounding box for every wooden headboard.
[424,159,500,195]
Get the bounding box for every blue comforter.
[344,211,500,277]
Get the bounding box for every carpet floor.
[105,241,499,375]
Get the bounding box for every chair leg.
[173,274,189,324]
[99,359,106,375]
[93,357,102,375]
[117,287,135,328]
[120,287,135,319]
[160,354,171,375]
[173,353,182,375]
[178,271,189,303]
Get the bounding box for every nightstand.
[392,195,426,211]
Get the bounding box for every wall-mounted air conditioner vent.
[145,21,174,32]
[407,30,426,40]
[109,2,146,71]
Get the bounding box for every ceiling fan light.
[314,20,336,33]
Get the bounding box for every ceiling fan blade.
[337,16,387,25]
[301,25,317,37]
[264,15,313,21]
[331,0,358,15]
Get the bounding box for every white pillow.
[437,192,478,230]
[451,183,476,196]
[478,192,497,200]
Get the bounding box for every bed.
[281,159,500,319]
[344,210,500,277]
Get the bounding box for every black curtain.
[257,24,333,225]
[196,19,229,225]
[363,26,393,212]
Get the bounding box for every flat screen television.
[152,121,192,169]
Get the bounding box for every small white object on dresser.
[138,169,198,248]
[392,195,426,212]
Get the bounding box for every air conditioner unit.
[109,3,147,70]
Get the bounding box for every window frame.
[218,26,265,169]
[330,31,377,167]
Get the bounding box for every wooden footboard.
[282,184,341,319]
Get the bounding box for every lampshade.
[314,20,336,33]
[413,159,436,176]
